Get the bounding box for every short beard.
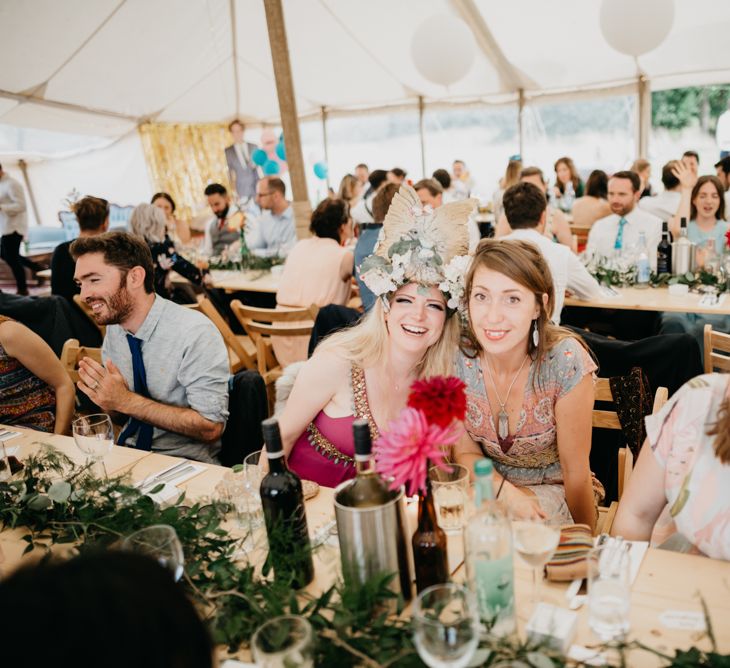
[94,275,134,325]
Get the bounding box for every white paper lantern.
[600,0,674,57]
[411,15,475,87]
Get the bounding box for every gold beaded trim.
[305,365,380,467]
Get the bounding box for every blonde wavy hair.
[316,291,460,378]
[129,203,167,244]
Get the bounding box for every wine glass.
[72,414,114,477]
[412,583,480,668]
[251,615,314,668]
[122,524,184,582]
[512,517,561,607]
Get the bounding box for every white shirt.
[0,172,28,236]
[351,192,376,225]
[587,207,663,270]
[503,228,601,324]
[639,189,681,221]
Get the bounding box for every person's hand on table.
[77,356,132,413]
[503,484,547,519]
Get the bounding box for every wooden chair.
[194,295,257,373]
[703,324,730,373]
[72,294,106,338]
[59,338,102,385]
[593,379,668,535]
[230,300,319,410]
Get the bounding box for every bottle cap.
[352,419,372,458]
[261,417,283,457]
[474,458,493,477]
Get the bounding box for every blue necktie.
[614,217,628,250]
[117,334,154,451]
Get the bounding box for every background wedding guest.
[273,198,355,366]
[681,149,700,181]
[337,173,363,209]
[0,551,214,668]
[571,169,611,228]
[0,316,74,434]
[202,183,242,256]
[640,160,685,220]
[492,156,522,222]
[247,176,296,257]
[613,373,730,560]
[553,156,584,204]
[714,156,730,213]
[631,158,653,198]
[51,195,109,303]
[387,167,407,185]
[151,192,191,245]
[451,159,473,199]
[225,118,259,202]
[354,163,369,188]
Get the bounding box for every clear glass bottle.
[673,217,693,275]
[635,231,651,288]
[463,459,516,637]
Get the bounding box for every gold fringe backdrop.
[138,123,233,226]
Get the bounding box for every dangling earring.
[532,319,539,347]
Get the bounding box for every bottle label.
[473,555,516,636]
[637,258,650,283]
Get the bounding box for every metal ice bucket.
[333,483,413,601]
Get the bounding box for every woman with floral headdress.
[276,185,476,487]
[454,239,603,529]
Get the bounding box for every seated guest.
[246,176,296,257]
[0,316,74,434]
[451,159,473,199]
[51,196,109,303]
[431,168,452,199]
[502,183,601,324]
[455,240,601,529]
[631,158,653,198]
[129,203,203,302]
[492,156,522,222]
[72,232,229,464]
[273,198,355,366]
[586,171,662,269]
[714,156,730,213]
[682,149,700,180]
[639,160,684,220]
[151,191,191,245]
[613,373,730,560]
[387,167,407,184]
[0,551,214,668]
[495,167,573,248]
[353,178,397,312]
[337,173,363,209]
[277,185,476,487]
[415,178,480,252]
[351,169,388,227]
[202,183,243,257]
[552,156,584,207]
[571,170,611,228]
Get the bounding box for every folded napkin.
[544,524,594,582]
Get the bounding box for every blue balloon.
[275,141,286,161]
[263,159,281,175]
[313,161,328,180]
[252,148,268,166]
[279,132,284,143]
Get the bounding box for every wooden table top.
[2,427,728,666]
[208,269,279,294]
[565,285,730,315]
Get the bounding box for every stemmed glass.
[122,524,184,582]
[512,517,561,607]
[72,414,114,477]
[251,615,314,668]
[412,583,480,668]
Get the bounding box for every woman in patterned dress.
[0,317,75,433]
[454,239,601,528]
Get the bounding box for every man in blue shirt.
[247,176,297,257]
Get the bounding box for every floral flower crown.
[358,185,477,310]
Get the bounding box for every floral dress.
[644,373,730,559]
[456,337,598,521]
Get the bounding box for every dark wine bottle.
[259,417,314,588]
[412,475,449,593]
[657,221,672,275]
[337,419,393,508]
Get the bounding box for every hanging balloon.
[263,160,281,175]
[600,0,674,57]
[410,15,475,86]
[275,141,286,161]
[252,149,268,166]
[313,162,328,180]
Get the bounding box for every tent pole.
[17,160,41,226]
[518,88,525,159]
[229,0,240,118]
[637,75,651,158]
[418,96,426,178]
[321,106,330,191]
[263,0,311,238]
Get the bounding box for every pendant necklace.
[483,353,529,440]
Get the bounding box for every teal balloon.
[252,149,268,166]
[313,161,328,179]
[263,159,280,175]
[275,141,286,161]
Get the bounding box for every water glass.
[122,524,185,582]
[243,450,264,530]
[0,440,12,482]
[412,583,480,668]
[587,543,631,639]
[72,413,114,477]
[429,464,469,533]
[251,615,314,668]
[512,518,561,606]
